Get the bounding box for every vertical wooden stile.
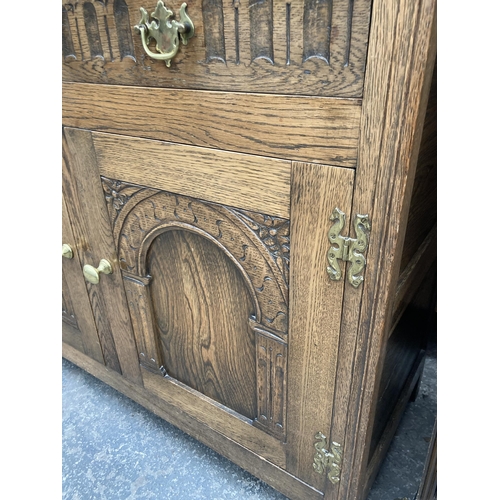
[63,127,143,386]
[325,0,437,498]
[287,162,354,491]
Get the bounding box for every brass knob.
[83,259,113,284]
[62,244,74,259]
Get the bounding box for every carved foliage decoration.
[232,209,290,286]
[104,178,289,439]
[101,177,146,228]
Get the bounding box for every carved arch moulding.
[101,177,289,439]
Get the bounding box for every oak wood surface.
[62,83,362,167]
[62,0,371,98]
[326,0,437,497]
[61,0,438,496]
[286,162,354,491]
[141,369,286,468]
[104,179,291,444]
[93,132,291,218]
[63,342,323,500]
[62,192,104,363]
[149,229,257,420]
[63,127,142,385]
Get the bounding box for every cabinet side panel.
[369,264,436,460]
[63,127,142,385]
[399,63,437,272]
[287,162,354,491]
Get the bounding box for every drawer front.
[62,0,372,98]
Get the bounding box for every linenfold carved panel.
[102,177,289,439]
[62,1,135,62]
[62,0,372,97]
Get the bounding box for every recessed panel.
[148,229,257,419]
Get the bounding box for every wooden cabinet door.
[64,126,358,494]
[63,127,142,385]
[62,193,104,363]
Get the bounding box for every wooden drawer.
[62,0,371,97]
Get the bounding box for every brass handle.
[62,244,74,259]
[134,1,195,67]
[83,259,113,284]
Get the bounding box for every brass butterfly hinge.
[313,432,343,485]
[327,208,370,288]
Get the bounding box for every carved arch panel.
[102,177,289,439]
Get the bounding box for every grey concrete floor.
[62,343,436,500]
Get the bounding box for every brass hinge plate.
[327,208,370,288]
[313,432,343,485]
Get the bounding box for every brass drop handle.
[62,244,74,259]
[134,1,195,68]
[83,259,113,285]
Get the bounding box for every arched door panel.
[149,229,257,419]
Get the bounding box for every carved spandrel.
[62,6,76,60]
[249,0,274,64]
[83,2,104,60]
[303,0,332,64]
[231,209,290,286]
[101,177,146,229]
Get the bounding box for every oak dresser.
[62,0,437,498]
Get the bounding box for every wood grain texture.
[149,229,258,420]
[142,368,286,467]
[105,182,291,439]
[110,187,289,336]
[63,127,142,385]
[63,342,323,500]
[325,0,437,498]
[94,132,291,218]
[254,331,288,440]
[62,192,104,363]
[286,162,354,491]
[62,83,361,167]
[62,0,371,98]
